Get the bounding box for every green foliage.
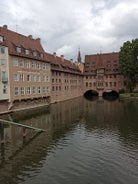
[119,93,138,97]
[119,38,138,92]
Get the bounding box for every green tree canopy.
[119,38,138,92]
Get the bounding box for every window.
[19,60,24,67]
[97,75,103,79]
[2,71,7,82]
[0,47,5,54]
[14,87,19,96]
[3,85,7,94]
[26,61,30,68]
[1,59,6,66]
[20,74,24,81]
[0,36,4,42]
[42,63,46,70]
[47,86,50,93]
[43,86,47,94]
[25,49,29,55]
[46,76,49,82]
[27,74,31,82]
[27,87,31,95]
[37,86,41,94]
[32,86,36,94]
[40,53,44,58]
[46,64,49,70]
[32,75,37,82]
[13,59,18,66]
[14,74,18,81]
[16,47,21,53]
[37,75,41,82]
[42,76,46,82]
[98,82,103,87]
[20,87,25,95]
[33,51,37,57]
[43,76,49,82]
[37,62,40,69]
[32,62,36,69]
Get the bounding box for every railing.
[0,119,46,132]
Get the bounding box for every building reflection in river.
[0,97,138,184]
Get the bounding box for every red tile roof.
[0,25,82,74]
[45,52,82,75]
[84,52,120,75]
[0,25,46,61]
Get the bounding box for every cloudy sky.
[0,0,138,61]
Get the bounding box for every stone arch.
[102,90,119,100]
[84,90,99,100]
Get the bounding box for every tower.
[77,48,81,62]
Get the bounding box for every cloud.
[0,0,138,61]
[56,45,74,57]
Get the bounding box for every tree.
[119,38,138,92]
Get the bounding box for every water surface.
[0,97,138,184]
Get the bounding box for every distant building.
[83,52,126,96]
[46,52,84,103]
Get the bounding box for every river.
[0,97,138,184]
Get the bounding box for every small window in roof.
[40,53,43,58]
[0,36,4,42]
[33,51,37,57]
[25,49,30,55]
[16,47,21,53]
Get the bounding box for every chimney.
[28,35,33,39]
[60,55,64,62]
[3,25,8,29]
[70,59,73,64]
[36,38,40,42]
[53,52,56,58]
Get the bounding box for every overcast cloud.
[0,0,138,60]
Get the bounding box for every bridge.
[83,85,121,97]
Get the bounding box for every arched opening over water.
[103,90,119,100]
[84,90,99,101]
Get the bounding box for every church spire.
[77,48,81,62]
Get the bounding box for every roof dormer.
[16,46,21,53]
[0,35,4,43]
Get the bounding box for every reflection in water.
[0,97,138,184]
[0,122,4,143]
[102,95,118,101]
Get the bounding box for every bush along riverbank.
[119,93,138,98]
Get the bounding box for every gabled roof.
[85,52,119,65]
[84,52,119,75]
[0,25,46,61]
[0,25,82,74]
[45,52,82,75]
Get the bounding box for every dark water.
[0,97,138,184]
